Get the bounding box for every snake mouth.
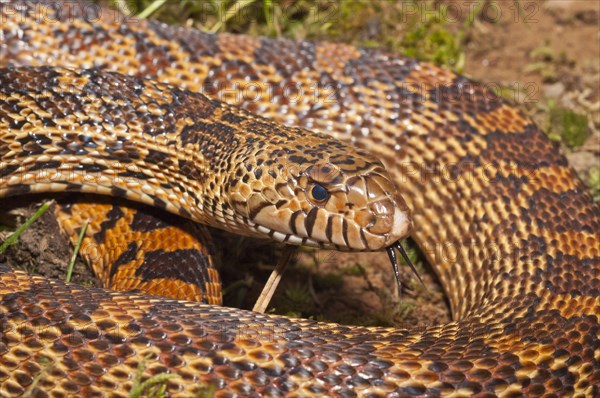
[228,165,413,251]
[252,222,331,248]
[249,218,423,295]
[245,203,411,251]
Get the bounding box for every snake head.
[226,134,411,251]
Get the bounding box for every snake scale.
[0,0,599,397]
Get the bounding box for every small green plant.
[343,263,363,276]
[586,166,600,202]
[544,100,589,148]
[128,355,180,398]
[280,282,314,314]
[114,0,338,39]
[22,358,54,398]
[398,0,485,72]
[195,384,217,398]
[525,45,558,82]
[526,42,573,83]
[395,300,416,319]
[401,23,464,71]
[551,107,589,148]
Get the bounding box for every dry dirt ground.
[1,0,598,329]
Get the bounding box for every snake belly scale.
[0,1,599,397]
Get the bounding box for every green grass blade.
[0,200,54,254]
[209,0,258,33]
[128,354,180,398]
[65,219,89,283]
[137,0,168,19]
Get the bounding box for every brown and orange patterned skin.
[54,196,222,304]
[0,1,599,397]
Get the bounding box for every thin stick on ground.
[252,245,297,313]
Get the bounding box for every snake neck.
[0,66,413,251]
[0,67,223,221]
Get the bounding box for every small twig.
[355,262,377,292]
[306,272,323,309]
[65,219,89,283]
[252,245,296,313]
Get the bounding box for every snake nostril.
[366,199,399,235]
[369,199,394,217]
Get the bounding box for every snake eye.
[309,183,330,204]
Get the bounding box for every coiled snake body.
[0,1,599,397]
